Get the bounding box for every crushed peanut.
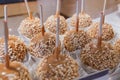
[87,22,114,41]
[80,41,120,70]
[28,33,60,58]
[36,54,79,80]
[0,35,27,62]
[114,39,120,56]
[18,17,42,39]
[45,15,67,35]
[70,12,92,28]
[0,61,31,80]
[64,30,91,52]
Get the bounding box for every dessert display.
[36,2,79,79]
[87,22,114,41]
[0,6,31,80]
[0,61,32,80]
[1,0,120,79]
[28,5,59,58]
[63,0,91,52]
[80,12,120,73]
[0,35,28,62]
[18,0,41,39]
[70,0,92,28]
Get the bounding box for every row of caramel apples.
[0,0,120,80]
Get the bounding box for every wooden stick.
[4,5,10,68]
[102,14,105,24]
[76,0,79,32]
[39,5,45,36]
[56,0,61,16]
[97,12,104,49]
[81,0,84,13]
[24,0,32,19]
[102,0,106,24]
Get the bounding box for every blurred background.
[0,0,120,36]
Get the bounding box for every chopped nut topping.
[114,39,120,57]
[18,17,42,39]
[64,30,91,52]
[28,33,60,58]
[45,15,67,35]
[0,35,27,62]
[70,12,92,28]
[87,22,114,41]
[36,54,79,80]
[0,61,31,80]
[80,41,120,70]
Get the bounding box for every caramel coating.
[87,22,114,41]
[114,39,120,56]
[28,32,60,58]
[36,54,79,80]
[0,61,31,80]
[80,41,120,70]
[18,17,42,39]
[0,35,27,62]
[45,15,67,35]
[64,30,91,52]
[70,12,92,28]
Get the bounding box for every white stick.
[103,0,107,14]
[81,0,84,12]
[39,5,43,27]
[4,5,7,21]
[56,0,61,15]
[56,0,60,47]
[99,12,104,39]
[4,5,9,55]
[76,0,79,16]
[56,17,60,47]
[24,0,30,17]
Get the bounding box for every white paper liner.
[24,54,41,80]
[17,28,31,45]
[0,55,4,63]
[62,44,81,60]
[23,52,30,63]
